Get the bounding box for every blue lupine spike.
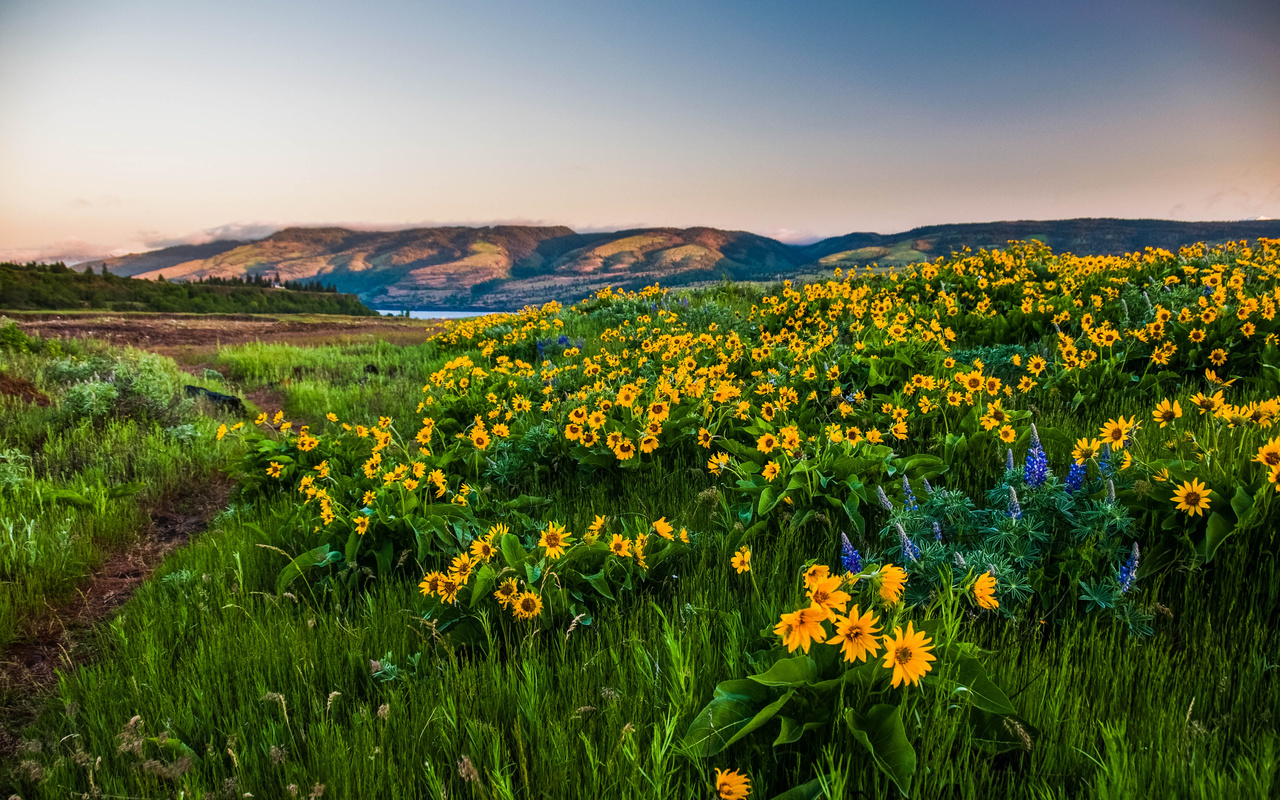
[1008,486,1022,521]
[1006,448,1015,471]
[841,532,862,574]
[1118,542,1139,593]
[1024,427,1049,488]
[1066,462,1086,494]
[877,485,893,511]
[932,520,942,542]
[896,523,920,562]
[922,477,933,494]
[902,476,918,511]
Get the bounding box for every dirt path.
[0,477,233,759]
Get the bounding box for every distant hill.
[0,262,377,315]
[85,218,1280,310]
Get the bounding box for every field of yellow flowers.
[4,238,1280,798]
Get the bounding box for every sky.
[1,0,1277,262]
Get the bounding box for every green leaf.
[1196,511,1234,563]
[1230,485,1255,525]
[682,679,778,756]
[106,481,145,499]
[946,656,1017,716]
[768,777,826,800]
[969,709,1038,754]
[276,544,342,594]
[773,715,826,747]
[759,486,779,515]
[749,655,819,687]
[723,690,795,747]
[469,564,496,608]
[845,704,917,797]
[501,532,527,571]
[582,570,616,601]
[46,489,92,508]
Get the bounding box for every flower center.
[1184,491,1200,505]
[895,646,913,666]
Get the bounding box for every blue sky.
[0,0,1276,260]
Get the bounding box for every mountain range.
[86,218,1280,310]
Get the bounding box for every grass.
[0,339,231,650]
[3,257,1279,798]
[5,431,1276,798]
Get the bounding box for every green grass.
[3,291,1279,798]
[5,434,1276,798]
[0,343,232,650]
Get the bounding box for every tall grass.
[5,309,1279,798]
[5,439,1277,798]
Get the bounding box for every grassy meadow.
[2,238,1279,799]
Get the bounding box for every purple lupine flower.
[1118,542,1139,593]
[932,519,942,542]
[1098,443,1114,478]
[896,522,920,562]
[902,476,918,511]
[1066,462,1086,494]
[922,477,933,494]
[1008,486,1022,521]
[1006,448,1015,472]
[841,531,862,574]
[1024,424,1049,488]
[877,485,893,511]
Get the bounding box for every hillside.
[0,262,377,315]
[86,218,1280,309]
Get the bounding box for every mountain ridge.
[86,218,1280,310]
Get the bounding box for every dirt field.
[7,312,446,358]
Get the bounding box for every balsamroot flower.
[773,604,826,653]
[715,768,751,800]
[877,564,907,606]
[827,606,882,663]
[973,572,999,610]
[881,621,936,688]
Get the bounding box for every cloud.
[763,228,827,245]
[0,238,133,265]
[139,221,288,250]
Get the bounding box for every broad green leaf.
[846,704,917,797]
[1196,511,1234,563]
[501,532,527,571]
[759,486,779,515]
[749,655,818,687]
[969,709,1038,754]
[768,777,826,800]
[276,544,342,594]
[774,715,827,746]
[582,570,616,601]
[469,564,496,608]
[946,656,1017,716]
[682,679,778,756]
[723,690,795,747]
[1230,485,1254,525]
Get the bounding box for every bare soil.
[0,374,50,407]
[11,313,443,353]
[0,477,233,758]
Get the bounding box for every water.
[375,309,515,319]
